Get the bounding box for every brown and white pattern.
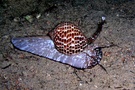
[49,22,88,55]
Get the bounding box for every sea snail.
[12,17,106,69]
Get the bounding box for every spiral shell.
[49,22,88,55]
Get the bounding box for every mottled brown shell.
[49,22,88,55]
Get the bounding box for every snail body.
[12,17,106,69]
[12,36,102,68]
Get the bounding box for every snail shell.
[49,22,88,55]
[12,17,105,69]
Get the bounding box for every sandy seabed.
[0,1,135,90]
